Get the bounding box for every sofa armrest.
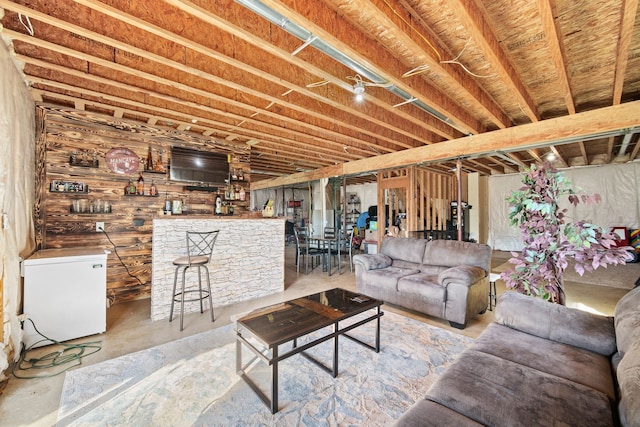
[352,253,392,271]
[495,291,616,356]
[438,265,486,287]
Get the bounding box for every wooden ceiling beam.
[341,0,511,130]
[536,0,575,114]
[2,3,428,155]
[252,101,640,189]
[630,134,640,160]
[14,45,389,161]
[467,159,500,175]
[447,0,539,122]
[33,85,360,172]
[607,136,616,162]
[245,0,485,135]
[578,141,589,166]
[147,0,459,141]
[27,73,363,164]
[613,0,639,104]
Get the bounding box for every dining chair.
[169,230,219,331]
[323,226,341,268]
[294,226,322,274]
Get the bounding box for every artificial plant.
[500,162,632,305]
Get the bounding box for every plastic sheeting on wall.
[488,162,640,252]
[0,41,36,378]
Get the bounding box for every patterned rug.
[57,311,473,426]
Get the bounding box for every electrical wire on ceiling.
[440,38,497,79]
[235,0,471,135]
[18,13,34,36]
[380,0,441,62]
[403,39,496,80]
[402,65,430,78]
[306,79,330,88]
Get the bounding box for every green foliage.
[500,163,631,304]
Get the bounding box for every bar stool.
[489,273,500,311]
[170,230,219,331]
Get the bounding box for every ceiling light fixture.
[353,75,365,102]
[235,0,470,135]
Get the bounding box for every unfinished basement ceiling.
[1,0,639,184]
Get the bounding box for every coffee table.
[235,288,383,413]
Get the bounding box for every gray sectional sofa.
[353,237,492,329]
[396,288,640,426]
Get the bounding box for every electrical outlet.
[96,222,105,232]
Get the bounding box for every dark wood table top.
[237,288,381,347]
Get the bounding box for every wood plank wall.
[34,106,251,304]
[415,167,456,231]
[376,166,456,240]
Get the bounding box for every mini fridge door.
[22,248,108,348]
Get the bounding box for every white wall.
[0,41,36,380]
[488,162,640,251]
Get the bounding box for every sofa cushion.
[473,323,615,401]
[425,349,614,427]
[438,265,486,286]
[381,237,427,264]
[394,399,483,426]
[397,274,446,303]
[614,286,640,357]
[392,259,423,271]
[617,340,640,427]
[361,266,420,290]
[496,291,616,356]
[422,240,491,271]
[353,253,392,271]
[419,264,448,275]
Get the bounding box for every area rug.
[57,311,473,426]
[494,259,640,289]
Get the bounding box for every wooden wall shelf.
[69,160,99,168]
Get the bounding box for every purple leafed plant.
[500,162,632,304]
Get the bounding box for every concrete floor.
[0,247,629,427]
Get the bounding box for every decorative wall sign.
[105,148,140,174]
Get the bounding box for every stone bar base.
[151,217,285,321]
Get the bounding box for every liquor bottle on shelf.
[215,194,222,215]
[155,150,166,172]
[150,180,157,196]
[239,186,246,201]
[136,173,145,195]
[128,179,136,195]
[164,192,171,213]
[146,146,153,171]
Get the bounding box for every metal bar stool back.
[170,230,220,330]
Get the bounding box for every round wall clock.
[105,147,140,174]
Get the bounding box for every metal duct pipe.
[618,132,634,156]
[235,0,464,132]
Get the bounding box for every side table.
[489,273,500,311]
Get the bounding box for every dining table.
[308,235,342,276]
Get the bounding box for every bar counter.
[150,216,286,321]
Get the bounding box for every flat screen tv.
[169,146,229,185]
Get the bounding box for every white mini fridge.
[21,248,108,348]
